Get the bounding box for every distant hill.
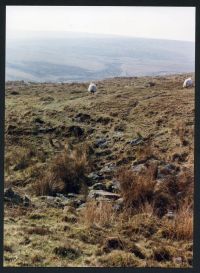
[6,31,195,82]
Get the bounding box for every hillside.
[6,33,195,82]
[4,73,194,267]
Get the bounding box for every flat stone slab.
[88,190,120,200]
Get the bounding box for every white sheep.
[183,77,193,88]
[88,82,97,94]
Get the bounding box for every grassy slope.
[4,73,194,267]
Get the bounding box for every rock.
[6,124,17,134]
[88,190,120,200]
[4,188,30,206]
[132,155,159,166]
[99,163,116,175]
[102,237,123,252]
[106,181,120,193]
[113,132,124,141]
[4,188,16,199]
[38,195,69,208]
[34,117,44,124]
[74,113,91,123]
[173,257,183,265]
[145,82,156,87]
[94,138,108,148]
[95,150,112,157]
[87,172,103,182]
[164,210,175,220]
[96,116,111,125]
[172,152,188,162]
[91,183,107,191]
[10,91,19,95]
[129,243,146,259]
[132,164,147,174]
[113,198,124,212]
[67,126,84,137]
[114,124,126,132]
[87,128,95,135]
[157,164,179,179]
[128,137,144,146]
[23,196,30,207]
[62,215,77,223]
[56,193,68,199]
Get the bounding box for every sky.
[6,6,195,41]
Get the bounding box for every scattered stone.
[129,243,146,259]
[172,152,188,162]
[102,237,123,252]
[95,150,112,157]
[62,215,77,223]
[67,193,79,198]
[99,164,115,175]
[94,138,108,148]
[34,117,45,124]
[4,188,30,206]
[96,116,111,125]
[173,257,183,265]
[10,91,19,95]
[114,124,126,132]
[157,164,179,179]
[53,246,81,259]
[67,126,84,137]
[87,172,104,182]
[117,157,135,166]
[164,210,175,220]
[113,131,124,141]
[154,247,172,262]
[87,128,95,135]
[38,195,68,208]
[132,163,147,174]
[23,196,30,207]
[113,198,124,212]
[88,190,120,200]
[128,137,144,146]
[74,113,91,123]
[91,183,107,191]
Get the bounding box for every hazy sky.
[6,6,195,41]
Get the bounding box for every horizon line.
[6,30,195,43]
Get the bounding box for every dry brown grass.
[135,141,156,161]
[117,166,156,209]
[32,144,90,196]
[32,173,65,196]
[80,200,116,227]
[97,250,141,267]
[161,202,193,241]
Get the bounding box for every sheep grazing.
[183,77,193,88]
[88,82,97,94]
